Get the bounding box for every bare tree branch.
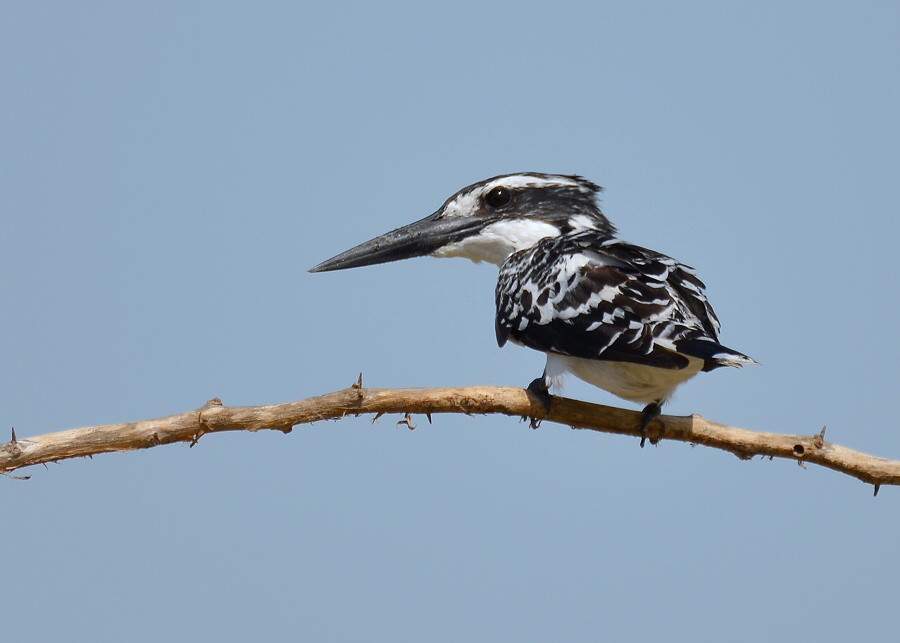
[2,383,897,493]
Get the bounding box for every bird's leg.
[639,401,663,448]
[526,373,552,428]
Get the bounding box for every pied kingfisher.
[310,173,755,441]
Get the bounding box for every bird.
[310,172,755,444]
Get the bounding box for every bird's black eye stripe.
[484,186,512,209]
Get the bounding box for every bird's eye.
[484,186,512,209]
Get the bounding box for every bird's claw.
[639,402,662,448]
[526,377,552,428]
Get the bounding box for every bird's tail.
[674,337,757,372]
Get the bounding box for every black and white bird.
[310,173,754,441]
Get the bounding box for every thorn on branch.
[351,372,363,397]
[193,397,222,446]
[813,426,827,449]
[4,427,23,458]
[397,413,416,430]
[1,470,30,481]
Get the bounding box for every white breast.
[545,352,704,404]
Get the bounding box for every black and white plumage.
[495,230,753,406]
[310,172,754,432]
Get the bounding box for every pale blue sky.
[2,2,898,641]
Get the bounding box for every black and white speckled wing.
[495,231,754,371]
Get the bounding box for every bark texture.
[2,384,896,493]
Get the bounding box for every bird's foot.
[639,401,663,448]
[526,376,552,428]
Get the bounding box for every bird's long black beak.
[309,211,481,273]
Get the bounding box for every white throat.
[432,219,561,266]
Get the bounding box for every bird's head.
[309,172,615,272]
